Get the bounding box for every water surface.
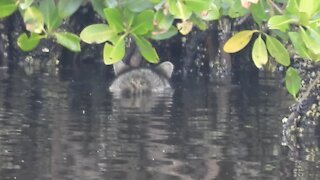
[0,65,319,180]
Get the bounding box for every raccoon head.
[109,61,174,95]
[113,61,174,79]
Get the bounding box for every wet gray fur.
[109,61,174,95]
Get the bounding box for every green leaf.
[227,0,248,18]
[286,0,299,14]
[299,0,319,19]
[168,0,192,20]
[103,8,124,33]
[151,26,178,40]
[150,0,161,3]
[134,35,159,63]
[289,30,320,61]
[23,6,44,34]
[40,0,62,33]
[300,26,320,54]
[190,15,207,30]
[250,1,268,25]
[123,9,135,28]
[198,3,220,21]
[90,0,106,18]
[310,17,320,27]
[184,0,211,13]
[123,0,154,12]
[252,35,268,69]
[131,10,154,35]
[268,15,297,32]
[288,31,310,59]
[306,27,320,53]
[272,29,289,42]
[17,33,41,51]
[297,12,310,26]
[0,0,17,18]
[54,32,81,52]
[19,0,33,10]
[266,35,290,66]
[80,24,115,44]
[224,30,258,53]
[57,0,84,18]
[285,67,301,98]
[154,11,174,30]
[103,35,125,65]
[307,51,320,61]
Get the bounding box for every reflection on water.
[0,65,319,180]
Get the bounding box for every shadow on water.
[0,64,319,180]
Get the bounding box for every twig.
[234,14,251,26]
[267,0,284,14]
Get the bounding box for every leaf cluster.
[0,0,244,64]
[2,0,84,52]
[81,0,225,64]
[1,0,319,98]
[223,0,320,98]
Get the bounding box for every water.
[0,64,319,180]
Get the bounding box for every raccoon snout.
[130,80,148,93]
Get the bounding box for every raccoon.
[109,61,174,96]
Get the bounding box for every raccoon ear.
[156,61,174,78]
[113,61,129,75]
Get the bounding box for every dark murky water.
[0,64,319,180]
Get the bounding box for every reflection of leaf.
[134,35,159,63]
[252,35,268,68]
[266,35,290,66]
[0,0,17,18]
[80,24,115,44]
[285,67,301,98]
[23,6,44,34]
[224,30,257,53]
[103,35,125,65]
[54,32,81,52]
[17,33,41,51]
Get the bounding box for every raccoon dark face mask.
[109,61,174,95]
